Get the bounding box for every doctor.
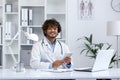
[30,18,72,69]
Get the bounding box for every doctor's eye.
[48,27,58,31]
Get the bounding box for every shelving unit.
[1,0,67,69]
[3,0,19,68]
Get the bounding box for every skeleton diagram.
[87,0,93,16]
[80,0,85,18]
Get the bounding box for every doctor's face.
[45,27,58,38]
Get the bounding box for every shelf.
[47,12,66,15]
[20,0,45,6]
[21,25,42,28]
[5,53,18,55]
[5,12,18,15]
[5,39,18,41]
[21,44,33,46]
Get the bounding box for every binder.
[5,22,8,39]
[26,27,30,44]
[29,28,33,44]
[8,22,11,39]
[5,22,11,39]
[21,28,26,44]
[21,8,28,26]
[28,9,33,25]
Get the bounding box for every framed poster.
[78,0,95,20]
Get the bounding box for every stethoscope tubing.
[41,39,68,69]
[41,39,63,55]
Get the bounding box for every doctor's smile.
[46,27,58,39]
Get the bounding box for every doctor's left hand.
[64,56,71,64]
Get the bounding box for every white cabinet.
[2,0,67,68]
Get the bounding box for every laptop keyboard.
[74,67,93,72]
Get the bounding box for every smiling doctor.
[30,18,72,69]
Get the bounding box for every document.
[41,69,73,73]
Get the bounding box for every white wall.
[67,0,120,68]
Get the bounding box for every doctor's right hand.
[52,60,64,69]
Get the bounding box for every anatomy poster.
[78,0,95,20]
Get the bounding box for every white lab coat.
[30,37,72,69]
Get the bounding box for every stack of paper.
[41,69,73,73]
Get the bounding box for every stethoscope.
[41,39,68,69]
[41,39,63,55]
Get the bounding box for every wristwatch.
[111,0,120,12]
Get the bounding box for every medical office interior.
[0,0,120,80]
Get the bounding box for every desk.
[0,68,120,79]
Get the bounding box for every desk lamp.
[7,30,39,65]
[107,21,120,68]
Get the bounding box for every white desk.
[0,68,120,79]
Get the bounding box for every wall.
[67,0,120,68]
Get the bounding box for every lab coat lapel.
[54,41,63,59]
[43,38,56,61]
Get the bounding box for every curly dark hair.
[42,18,61,36]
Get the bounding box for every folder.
[5,22,11,39]
[26,27,30,44]
[28,9,33,25]
[21,8,28,26]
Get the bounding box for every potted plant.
[77,34,120,65]
[77,34,120,80]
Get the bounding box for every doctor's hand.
[52,60,64,69]
[64,56,71,64]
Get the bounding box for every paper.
[41,69,73,73]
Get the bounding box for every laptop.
[74,49,115,72]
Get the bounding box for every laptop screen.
[74,49,115,72]
[92,49,115,72]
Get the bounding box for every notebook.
[74,49,115,72]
